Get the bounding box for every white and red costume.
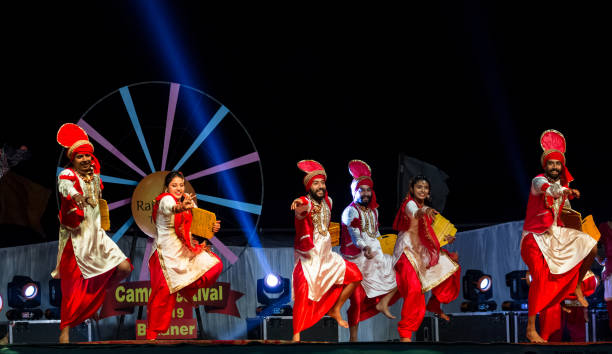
[520,129,597,338]
[341,160,398,326]
[292,160,362,334]
[146,192,222,339]
[54,123,132,330]
[392,195,460,339]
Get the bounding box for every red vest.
[294,195,332,252]
[58,168,101,228]
[523,174,567,234]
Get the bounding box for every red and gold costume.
[146,193,222,339]
[292,160,362,334]
[521,130,596,322]
[54,123,132,329]
[341,160,398,326]
[392,195,460,339]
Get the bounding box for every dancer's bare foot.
[375,301,396,319]
[574,285,589,307]
[292,332,300,342]
[439,312,450,322]
[526,329,546,343]
[400,337,412,342]
[327,308,349,328]
[59,327,70,344]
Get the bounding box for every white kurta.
[294,197,347,302]
[392,200,458,293]
[521,177,596,274]
[52,169,127,279]
[341,205,396,298]
[153,195,220,294]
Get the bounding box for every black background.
[2,1,610,246]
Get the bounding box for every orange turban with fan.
[540,129,573,186]
[348,159,378,209]
[56,123,101,174]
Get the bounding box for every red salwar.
[292,259,362,334]
[59,239,133,329]
[538,270,597,341]
[347,284,401,327]
[146,250,223,339]
[521,233,582,318]
[394,252,461,339]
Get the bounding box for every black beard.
[357,197,370,207]
[545,170,561,181]
[309,189,325,202]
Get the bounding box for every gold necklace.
[309,197,329,235]
[358,205,378,238]
[76,170,98,207]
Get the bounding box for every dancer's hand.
[363,246,375,259]
[212,220,221,233]
[570,189,581,199]
[444,235,455,244]
[291,198,303,210]
[425,207,439,219]
[73,194,86,209]
[181,193,196,210]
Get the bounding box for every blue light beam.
[120,86,157,173]
[196,194,262,215]
[56,167,139,185]
[172,105,229,171]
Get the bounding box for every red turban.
[540,129,573,186]
[57,123,101,174]
[348,159,378,209]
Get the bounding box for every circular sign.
[131,171,195,237]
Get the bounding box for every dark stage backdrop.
[1,2,610,246]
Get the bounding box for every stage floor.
[3,340,612,354]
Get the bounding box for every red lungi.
[347,284,401,327]
[146,250,223,340]
[60,239,132,329]
[521,233,582,316]
[395,253,461,339]
[293,260,362,334]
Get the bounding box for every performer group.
[52,123,606,343]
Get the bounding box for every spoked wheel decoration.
[56,81,263,275]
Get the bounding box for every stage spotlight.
[505,270,530,301]
[0,294,3,312]
[7,276,41,309]
[256,273,291,316]
[49,279,62,308]
[462,270,493,302]
[461,269,496,312]
[264,273,282,292]
[23,283,38,299]
[478,275,492,292]
[501,270,530,311]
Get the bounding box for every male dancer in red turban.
[55,123,133,343]
[521,129,597,342]
[290,160,362,341]
[340,160,399,341]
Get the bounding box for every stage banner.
[99,281,244,319]
[135,318,198,339]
